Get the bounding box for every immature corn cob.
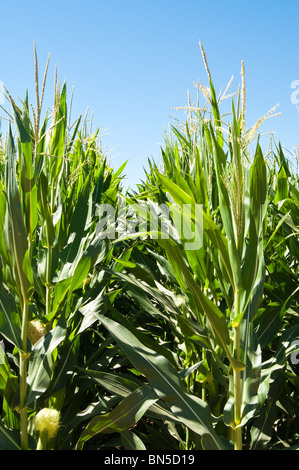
[35,408,60,450]
[28,320,46,345]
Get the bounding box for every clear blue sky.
[1,0,299,187]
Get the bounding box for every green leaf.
[121,429,147,450]
[58,175,91,270]
[39,172,56,248]
[0,287,22,349]
[50,82,67,161]
[0,189,9,266]
[47,335,80,395]
[11,96,37,242]
[25,313,67,405]
[95,313,227,449]
[5,125,33,299]
[0,422,21,450]
[47,277,72,321]
[83,370,140,396]
[208,125,242,289]
[75,384,158,449]
[155,171,234,287]
[83,369,181,424]
[209,78,223,147]
[157,237,238,368]
[274,165,288,204]
[250,143,267,229]
[0,420,36,450]
[76,290,107,335]
[239,323,262,426]
[250,369,286,450]
[0,344,16,394]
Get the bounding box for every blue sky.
[1,0,299,187]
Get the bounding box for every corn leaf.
[25,313,67,405]
[4,125,33,300]
[155,171,234,288]
[10,96,38,243]
[76,384,158,449]
[0,287,22,349]
[95,313,228,449]
[121,430,147,450]
[0,423,21,450]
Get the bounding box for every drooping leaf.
[94,313,228,450]
[75,384,158,449]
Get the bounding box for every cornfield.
[0,43,298,451]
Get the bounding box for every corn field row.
[0,46,298,450]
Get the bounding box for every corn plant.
[88,47,298,450]
[0,49,127,449]
[0,44,298,451]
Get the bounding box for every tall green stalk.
[45,209,53,318]
[233,290,242,450]
[19,300,29,450]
